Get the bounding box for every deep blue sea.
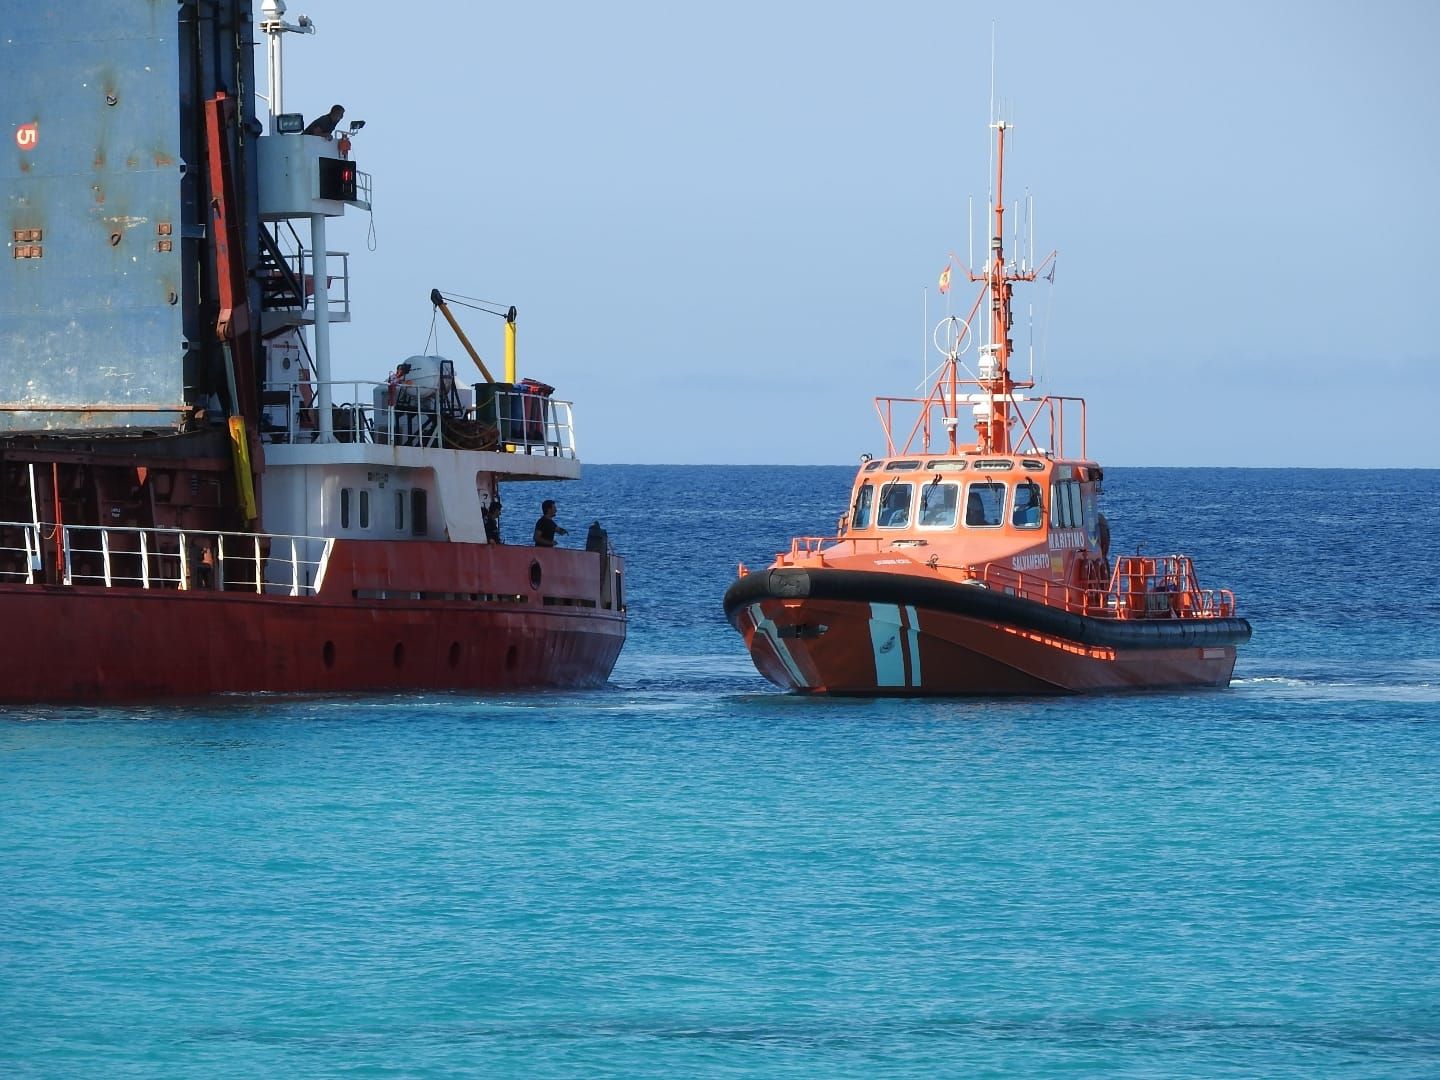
[4,467,1439,1078]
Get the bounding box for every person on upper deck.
[483,500,503,545]
[386,362,412,405]
[533,500,568,547]
[303,104,345,139]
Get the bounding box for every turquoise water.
[4,467,1439,1077]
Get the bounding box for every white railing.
[289,248,353,320]
[259,379,577,458]
[0,521,334,597]
[0,524,42,584]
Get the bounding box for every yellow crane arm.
[430,288,496,383]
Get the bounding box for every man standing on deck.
[533,500,568,548]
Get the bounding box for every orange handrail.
[774,542,1237,621]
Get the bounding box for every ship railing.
[0,524,43,584]
[260,380,577,457]
[277,246,353,323]
[786,536,892,559]
[874,387,1087,461]
[773,538,1238,620]
[1108,554,1237,619]
[964,556,1237,620]
[0,520,334,597]
[957,561,1093,615]
[354,170,373,211]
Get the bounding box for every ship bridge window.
[340,487,352,529]
[926,459,968,472]
[1021,459,1047,471]
[851,482,874,530]
[883,460,921,471]
[974,459,1014,471]
[918,481,958,528]
[1050,480,1082,528]
[964,481,1006,527]
[358,489,371,529]
[1012,481,1043,529]
[411,489,428,537]
[877,482,913,528]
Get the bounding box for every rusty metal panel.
[1,3,187,432]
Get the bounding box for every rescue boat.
[723,113,1250,695]
[0,1,624,703]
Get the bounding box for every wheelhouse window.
[411,490,428,537]
[358,489,371,530]
[340,487,352,530]
[964,481,1006,527]
[1012,481,1043,529]
[851,483,874,530]
[877,482,913,528]
[918,481,958,528]
[1050,479,1082,528]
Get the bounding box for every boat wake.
[1234,671,1440,705]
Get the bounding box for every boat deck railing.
[779,538,1237,620]
[259,380,576,457]
[961,556,1236,620]
[875,389,1088,460]
[0,522,334,597]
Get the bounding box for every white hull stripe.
[869,603,905,686]
[904,605,922,687]
[869,603,922,688]
[749,603,808,688]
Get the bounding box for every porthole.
[529,560,542,590]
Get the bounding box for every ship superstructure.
[0,0,624,702]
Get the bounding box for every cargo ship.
[0,1,625,703]
[723,107,1250,695]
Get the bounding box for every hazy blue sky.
[270,0,1438,466]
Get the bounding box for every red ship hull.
[2,540,625,704]
[724,570,1247,696]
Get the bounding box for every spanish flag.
[938,261,952,295]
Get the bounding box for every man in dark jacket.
[303,104,345,138]
[533,500,568,547]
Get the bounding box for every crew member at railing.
[484,500,503,545]
[197,542,215,589]
[303,104,345,139]
[386,362,412,405]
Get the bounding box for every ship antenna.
[258,0,316,131]
[988,22,996,142]
[967,195,974,276]
[921,286,928,387]
[966,101,1040,455]
[1029,191,1035,271]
